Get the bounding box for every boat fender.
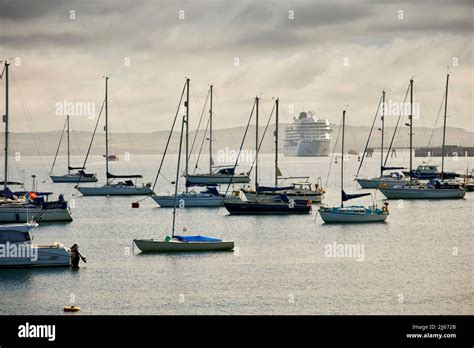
[379,183,388,189]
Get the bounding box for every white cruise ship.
[283,111,332,157]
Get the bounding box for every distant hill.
[5,125,473,157]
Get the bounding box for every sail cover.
[257,185,294,193]
[0,188,53,198]
[382,166,405,171]
[202,186,220,196]
[0,181,23,185]
[68,166,86,170]
[107,172,142,179]
[342,190,370,202]
[174,235,222,242]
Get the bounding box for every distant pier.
[415,145,473,157]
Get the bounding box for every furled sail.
[341,190,370,202]
[106,172,142,179]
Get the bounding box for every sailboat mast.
[409,78,413,185]
[441,73,449,180]
[209,84,213,173]
[3,61,9,192]
[185,78,190,193]
[67,115,71,174]
[104,77,110,186]
[275,97,279,187]
[172,116,186,238]
[255,96,259,199]
[341,109,346,207]
[380,91,385,178]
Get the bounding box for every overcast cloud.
[0,0,473,132]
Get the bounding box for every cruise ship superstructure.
[283,111,332,157]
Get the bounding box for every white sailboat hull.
[0,243,70,268]
[152,193,224,207]
[319,209,388,223]
[134,239,234,252]
[76,185,153,196]
[379,187,466,199]
[356,177,408,189]
[0,205,73,223]
[51,174,97,183]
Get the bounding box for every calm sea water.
[0,152,472,315]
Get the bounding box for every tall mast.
[209,84,213,173]
[172,116,186,237]
[67,115,71,174]
[380,91,385,178]
[341,109,346,207]
[255,96,259,199]
[185,78,190,193]
[409,78,413,185]
[441,73,449,180]
[3,61,9,191]
[105,76,109,186]
[274,98,279,187]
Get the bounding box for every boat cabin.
[415,165,439,174]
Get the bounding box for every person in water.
[70,244,87,269]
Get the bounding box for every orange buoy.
[64,306,81,312]
[132,202,139,208]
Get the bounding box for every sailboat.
[185,85,250,186]
[355,91,408,189]
[152,79,224,207]
[75,77,153,196]
[50,115,98,183]
[224,97,312,215]
[134,115,234,252]
[0,61,73,222]
[378,76,466,199]
[319,109,389,223]
[240,98,325,203]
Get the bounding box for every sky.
[1,0,473,133]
